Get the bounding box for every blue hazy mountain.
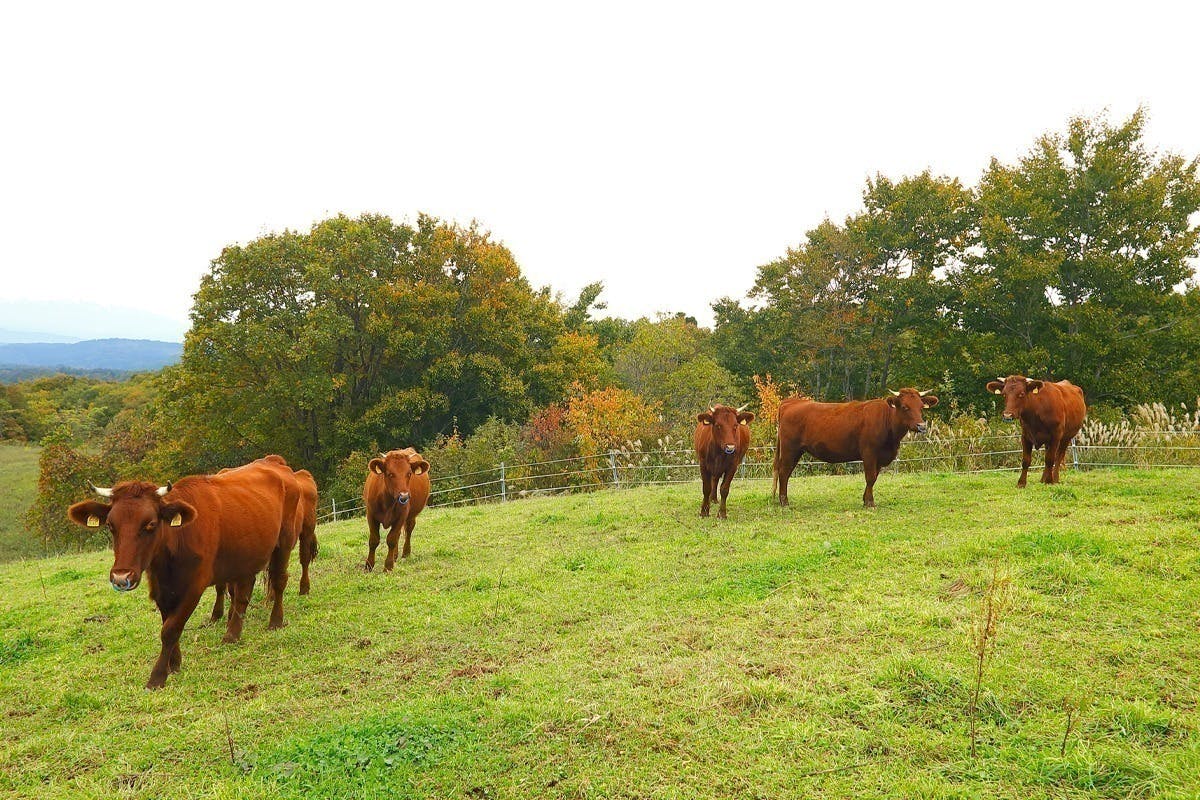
[0,339,182,372]
[0,300,188,342]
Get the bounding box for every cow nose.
[1002,413,1015,422]
[396,492,410,505]
[916,422,927,434]
[110,571,138,592]
[723,445,736,455]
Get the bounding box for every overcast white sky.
[2,1,1197,340]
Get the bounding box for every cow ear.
[921,395,939,408]
[68,501,110,529]
[886,396,901,408]
[368,458,385,475]
[1027,380,1043,394]
[410,458,430,476]
[697,412,713,425]
[737,412,755,424]
[160,500,197,528]
[986,381,1004,395]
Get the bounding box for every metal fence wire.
[315,431,1200,523]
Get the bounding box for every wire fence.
[315,430,1200,523]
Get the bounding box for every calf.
[364,448,431,570]
[985,375,1086,487]
[694,404,754,518]
[773,388,938,508]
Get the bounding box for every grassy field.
[1,470,1198,799]
[0,443,41,562]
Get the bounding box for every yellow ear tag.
[1031,387,1039,394]
[86,515,100,527]
[993,389,1002,395]
[413,467,423,475]
[170,513,183,527]
[739,419,747,425]
[702,420,712,426]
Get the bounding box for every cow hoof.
[145,677,166,690]
[364,563,374,572]
[221,633,240,644]
[268,622,284,631]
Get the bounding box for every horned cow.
[773,388,938,508]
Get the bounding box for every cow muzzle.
[723,445,737,455]
[1002,413,1015,422]
[110,570,139,592]
[915,422,928,435]
[395,492,410,506]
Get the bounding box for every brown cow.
[209,466,319,624]
[985,375,1086,487]
[66,456,300,688]
[773,388,938,508]
[694,403,754,518]
[364,447,431,570]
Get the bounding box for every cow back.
[778,397,894,463]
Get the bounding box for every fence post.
[331,497,338,522]
[609,450,620,487]
[499,462,507,501]
[1071,442,1079,471]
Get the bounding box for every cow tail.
[771,426,781,499]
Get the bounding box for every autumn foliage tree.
[158,214,604,478]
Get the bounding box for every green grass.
[1,470,1198,798]
[0,443,41,562]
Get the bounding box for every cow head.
[368,449,430,506]
[67,481,197,592]
[985,375,1043,422]
[697,404,754,455]
[885,388,938,434]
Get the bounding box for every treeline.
[715,110,1200,408]
[11,109,1200,547]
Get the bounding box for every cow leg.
[365,515,381,571]
[777,451,799,508]
[862,454,879,508]
[1053,439,1071,483]
[266,545,290,630]
[401,516,416,559]
[209,583,226,623]
[699,466,712,517]
[148,586,205,690]
[298,530,315,595]
[222,576,255,644]
[384,516,406,571]
[717,468,734,519]
[1041,436,1061,484]
[1017,436,1033,488]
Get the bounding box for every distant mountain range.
[0,338,182,373]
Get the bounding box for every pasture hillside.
[0,444,41,561]
[1,471,1198,799]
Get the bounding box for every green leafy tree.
[961,108,1200,404]
[162,213,603,478]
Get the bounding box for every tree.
[162,213,603,478]
[961,108,1200,403]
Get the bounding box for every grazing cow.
[364,447,431,570]
[66,456,300,688]
[209,465,319,624]
[985,375,1086,487]
[694,403,754,518]
[773,388,938,508]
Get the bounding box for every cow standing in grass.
[694,404,754,519]
[985,375,1086,488]
[364,448,431,570]
[66,456,301,689]
[209,461,319,623]
[773,388,938,508]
